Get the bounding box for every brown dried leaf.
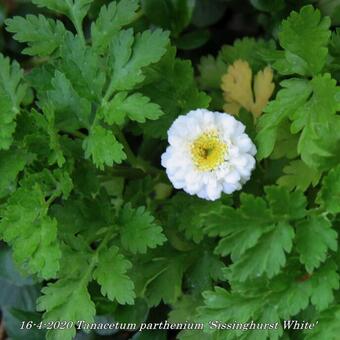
[221,59,275,120]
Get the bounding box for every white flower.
[161,109,256,201]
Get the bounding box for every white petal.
[161,109,257,201]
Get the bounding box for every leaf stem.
[112,125,140,169]
[80,231,112,286]
[101,166,145,179]
[111,126,167,180]
[132,9,144,22]
[65,0,86,44]
[73,18,86,44]
[45,192,59,207]
[71,130,87,139]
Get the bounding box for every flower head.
[161,109,256,201]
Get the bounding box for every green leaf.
[304,305,340,340]
[5,15,66,56]
[257,74,340,168]
[186,252,226,294]
[0,148,31,198]
[108,28,170,91]
[91,0,139,52]
[31,106,65,167]
[275,273,312,318]
[141,48,210,139]
[270,120,299,160]
[206,195,273,260]
[264,186,306,220]
[250,0,285,12]
[197,287,262,325]
[230,222,295,281]
[144,255,188,306]
[317,165,340,214]
[204,188,303,281]
[142,0,195,37]
[119,203,166,254]
[59,33,105,101]
[309,260,339,311]
[291,74,339,168]
[256,78,312,160]
[0,54,27,150]
[296,216,337,273]
[168,295,201,323]
[37,279,95,340]
[0,185,61,279]
[32,0,93,26]
[278,5,331,75]
[175,29,210,50]
[197,54,227,90]
[277,160,321,192]
[32,0,69,15]
[46,71,91,131]
[93,245,135,304]
[165,193,223,244]
[82,124,126,170]
[220,37,276,72]
[191,0,228,28]
[102,92,163,125]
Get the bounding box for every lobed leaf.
[119,203,166,254]
[6,15,67,56]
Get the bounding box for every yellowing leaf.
[253,66,275,119]
[221,59,275,120]
[221,60,253,113]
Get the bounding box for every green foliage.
[93,245,135,304]
[102,92,163,125]
[256,78,312,160]
[83,124,126,169]
[141,0,195,37]
[37,278,96,340]
[277,5,331,75]
[256,6,340,180]
[316,165,340,214]
[6,15,67,56]
[107,28,169,91]
[91,0,139,52]
[141,48,210,139]
[204,187,306,281]
[119,203,166,254]
[0,55,27,150]
[0,182,62,279]
[0,148,33,198]
[277,160,321,191]
[295,216,337,273]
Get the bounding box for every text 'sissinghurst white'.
[161,109,257,201]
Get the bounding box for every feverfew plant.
[1,1,340,340]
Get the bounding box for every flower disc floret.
[191,130,227,171]
[161,109,257,200]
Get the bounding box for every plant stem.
[74,18,86,44]
[65,0,86,44]
[132,9,144,22]
[101,166,145,179]
[111,126,167,180]
[72,130,87,139]
[112,125,140,169]
[80,231,112,287]
[46,192,59,207]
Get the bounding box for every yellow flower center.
[190,131,227,171]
